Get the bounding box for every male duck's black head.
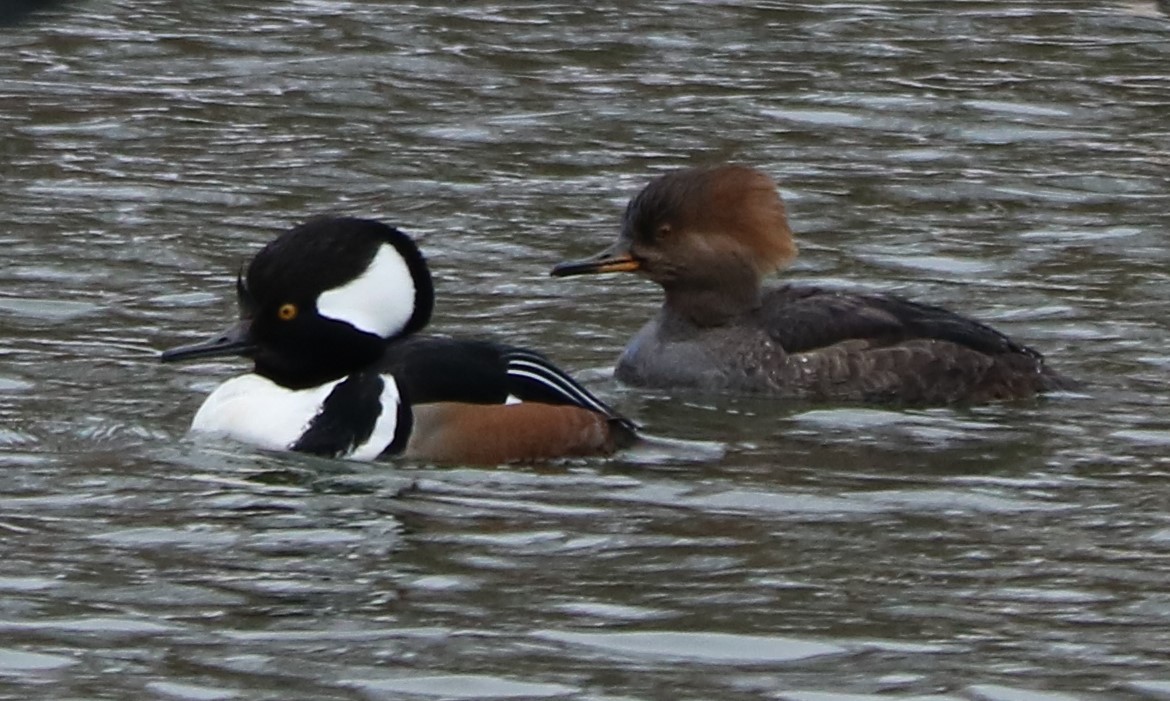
[162,216,434,389]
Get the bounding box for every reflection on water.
[2,0,1170,698]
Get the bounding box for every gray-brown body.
[616,283,1068,405]
[553,164,1071,406]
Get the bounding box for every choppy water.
[2,1,1170,699]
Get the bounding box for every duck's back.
[616,284,1070,405]
[381,335,632,422]
[381,334,638,461]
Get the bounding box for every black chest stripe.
[383,396,412,457]
[292,373,386,458]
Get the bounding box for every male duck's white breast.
[190,373,404,460]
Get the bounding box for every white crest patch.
[190,373,406,460]
[316,244,415,338]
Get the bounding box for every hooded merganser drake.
[552,164,1071,405]
[162,216,636,464]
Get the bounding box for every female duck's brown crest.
[622,164,797,277]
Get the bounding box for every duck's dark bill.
[160,321,255,363]
[550,245,641,277]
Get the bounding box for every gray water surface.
[2,1,1170,699]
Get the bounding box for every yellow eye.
[277,303,298,321]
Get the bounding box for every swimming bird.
[162,216,636,464]
[551,164,1069,405]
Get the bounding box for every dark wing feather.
[498,347,637,432]
[379,335,636,431]
[380,335,510,405]
[760,284,1040,358]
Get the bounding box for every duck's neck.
[662,275,762,327]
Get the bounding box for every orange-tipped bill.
[551,243,641,277]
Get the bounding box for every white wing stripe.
[506,359,611,415]
[508,370,609,415]
[506,358,593,399]
[506,366,601,409]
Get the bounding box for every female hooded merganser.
[552,164,1070,405]
[162,216,636,464]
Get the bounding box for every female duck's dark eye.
[656,224,672,240]
[277,303,298,321]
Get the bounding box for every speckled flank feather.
[757,286,1075,404]
[761,338,1068,405]
[615,281,1070,406]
